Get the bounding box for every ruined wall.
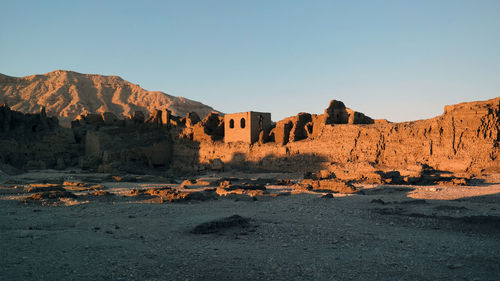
[175,97,499,174]
[224,112,272,143]
[76,110,226,174]
[81,126,172,173]
[0,105,80,170]
[2,95,497,176]
[224,112,252,143]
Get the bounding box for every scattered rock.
[179,179,196,188]
[298,179,357,194]
[87,190,113,197]
[216,187,266,197]
[24,190,77,203]
[63,181,88,187]
[131,187,216,202]
[275,179,293,186]
[218,180,232,188]
[24,184,64,193]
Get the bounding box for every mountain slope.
[0,70,219,126]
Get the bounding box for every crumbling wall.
[75,109,226,174]
[0,105,80,170]
[176,97,499,174]
[82,126,172,173]
[181,112,224,143]
[2,95,498,176]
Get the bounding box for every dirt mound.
[191,215,252,234]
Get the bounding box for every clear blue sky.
[1,0,499,122]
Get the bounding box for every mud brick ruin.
[0,96,498,181]
[224,111,272,143]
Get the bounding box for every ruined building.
[224,111,272,143]
[0,95,498,177]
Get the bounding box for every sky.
[1,0,499,122]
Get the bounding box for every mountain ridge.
[0,70,219,127]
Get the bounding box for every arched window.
[258,115,263,131]
[240,118,246,128]
[229,119,234,129]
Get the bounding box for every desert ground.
[1,170,499,281]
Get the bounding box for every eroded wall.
[224,112,272,143]
[178,97,499,174]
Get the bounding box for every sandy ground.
[1,170,499,281]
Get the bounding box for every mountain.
[0,70,219,127]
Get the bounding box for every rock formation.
[0,70,219,127]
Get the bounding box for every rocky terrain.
[0,70,218,127]
[0,170,499,280]
[0,75,499,280]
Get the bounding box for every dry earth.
[1,170,499,281]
